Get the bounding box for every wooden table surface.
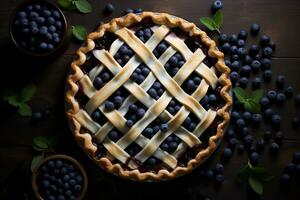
[1,0,300,199]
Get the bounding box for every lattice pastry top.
[66,12,232,181]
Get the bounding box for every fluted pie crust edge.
[65,12,232,181]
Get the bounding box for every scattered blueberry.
[284,86,293,98]
[250,24,260,35]
[104,4,115,15]
[275,75,285,89]
[105,101,115,111]
[212,0,223,12]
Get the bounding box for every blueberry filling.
[75,19,225,172]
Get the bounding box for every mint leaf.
[199,17,217,32]
[18,103,32,116]
[2,89,17,101]
[20,84,36,102]
[249,176,263,195]
[72,25,87,41]
[31,154,44,172]
[233,87,248,103]
[213,10,223,29]
[251,167,273,182]
[251,89,263,103]
[236,164,251,183]
[33,136,49,150]
[244,100,261,113]
[57,0,72,9]
[7,95,21,107]
[75,0,92,13]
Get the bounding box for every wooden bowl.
[9,0,68,57]
[31,154,88,200]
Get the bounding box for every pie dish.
[65,12,232,181]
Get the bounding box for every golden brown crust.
[65,12,232,181]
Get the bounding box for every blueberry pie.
[66,12,232,181]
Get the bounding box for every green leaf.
[251,167,273,182]
[18,103,32,116]
[244,99,261,113]
[31,154,44,172]
[75,0,92,13]
[251,89,263,103]
[20,84,36,102]
[7,95,21,107]
[57,0,72,9]
[236,164,251,183]
[33,136,49,150]
[233,87,248,103]
[213,10,223,28]
[249,176,263,195]
[2,89,17,101]
[72,25,88,41]
[199,17,217,32]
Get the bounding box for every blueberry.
[237,47,246,57]
[263,70,272,82]
[222,148,232,160]
[205,169,214,180]
[252,113,262,126]
[105,101,115,111]
[256,139,265,153]
[230,60,240,71]
[19,18,29,27]
[229,138,238,149]
[125,8,134,14]
[238,65,250,78]
[69,179,76,186]
[33,4,41,11]
[215,163,224,174]
[42,10,51,17]
[249,152,259,166]
[230,71,239,83]
[169,56,178,67]
[48,25,56,33]
[215,174,225,183]
[75,175,83,183]
[21,28,30,34]
[249,45,259,56]
[231,54,239,62]
[148,88,157,98]
[47,44,54,50]
[260,97,270,108]
[160,123,168,132]
[237,144,245,154]
[244,135,253,147]
[45,33,52,40]
[292,116,300,129]
[208,94,217,104]
[229,34,238,45]
[271,114,281,128]
[231,111,240,122]
[221,43,230,53]
[55,160,63,168]
[260,35,270,46]
[29,11,39,20]
[39,26,48,35]
[161,143,169,151]
[102,72,110,82]
[104,3,115,14]
[53,36,60,44]
[94,77,103,89]
[251,60,261,74]
[41,180,50,188]
[113,96,123,107]
[284,86,293,98]
[250,24,260,35]
[261,58,271,70]
[280,174,291,184]
[295,94,300,107]
[137,108,145,118]
[263,47,273,58]
[108,131,119,141]
[40,42,47,50]
[134,8,143,13]
[37,16,45,24]
[48,196,55,200]
[242,111,252,122]
[18,11,27,18]
[252,77,262,89]
[26,5,33,12]
[237,39,245,47]
[267,90,277,102]
[52,11,61,19]
[55,21,62,29]
[239,77,248,88]
[230,45,238,55]
[244,55,253,65]
[219,33,228,44]
[264,130,272,141]
[129,104,138,112]
[212,0,223,12]
[276,75,285,89]
[276,93,286,106]
[126,119,134,127]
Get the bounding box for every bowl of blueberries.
[32,154,88,200]
[10,0,67,56]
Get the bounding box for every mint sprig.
[2,84,36,116]
[232,87,263,113]
[31,136,57,172]
[57,0,92,13]
[72,25,88,41]
[199,10,223,34]
[236,162,273,195]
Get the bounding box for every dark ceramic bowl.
[9,0,68,56]
[31,154,88,200]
